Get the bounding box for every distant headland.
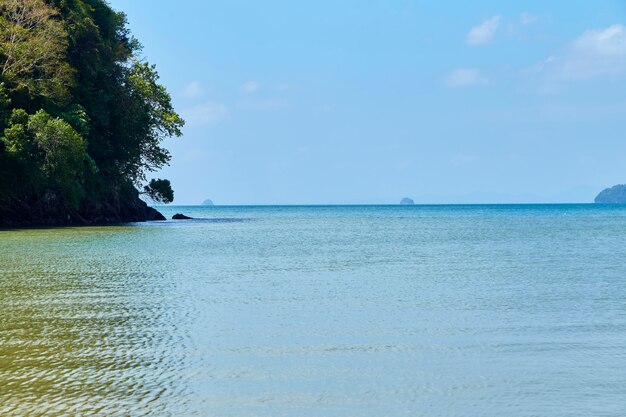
[595,185,626,204]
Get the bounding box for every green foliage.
[1,108,88,204]
[0,83,10,129]
[108,60,184,182]
[60,104,90,137]
[4,110,35,156]
[143,178,174,204]
[0,0,75,102]
[0,0,183,207]
[28,110,88,194]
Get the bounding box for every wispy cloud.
[444,68,489,88]
[181,81,203,99]
[563,25,626,78]
[530,25,626,82]
[239,80,260,94]
[466,15,501,45]
[181,101,229,126]
[520,12,539,26]
[573,25,626,57]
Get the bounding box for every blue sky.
[109,0,626,204]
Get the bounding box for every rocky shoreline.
[0,187,165,228]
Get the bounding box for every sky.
[108,0,626,205]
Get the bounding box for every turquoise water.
[1,204,626,416]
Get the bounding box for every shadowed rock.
[147,207,166,221]
[0,186,167,227]
[172,213,193,220]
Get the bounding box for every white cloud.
[444,68,489,87]
[466,15,501,45]
[182,102,229,126]
[533,25,626,81]
[181,81,203,99]
[572,24,626,57]
[239,80,260,94]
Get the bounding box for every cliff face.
[0,187,165,228]
[595,185,626,204]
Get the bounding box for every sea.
[1,204,626,416]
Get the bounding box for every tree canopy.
[0,0,74,101]
[0,0,183,209]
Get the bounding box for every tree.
[0,0,184,216]
[116,60,184,183]
[0,0,74,101]
[142,179,174,204]
[28,110,89,193]
[0,82,10,129]
[54,2,184,194]
[1,108,90,204]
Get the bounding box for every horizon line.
[153,202,605,207]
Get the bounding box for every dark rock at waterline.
[0,186,167,228]
[595,184,626,204]
[400,197,415,205]
[147,207,166,221]
[172,213,193,220]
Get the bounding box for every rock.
[146,206,166,221]
[400,197,415,205]
[595,185,626,204]
[201,199,214,206]
[172,213,193,220]
[0,185,167,227]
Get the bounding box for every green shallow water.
[1,205,626,416]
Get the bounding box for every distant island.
[400,198,415,205]
[202,199,214,206]
[595,185,626,204]
[0,0,183,227]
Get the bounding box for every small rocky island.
[400,198,415,205]
[202,199,214,206]
[595,185,626,204]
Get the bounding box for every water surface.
[1,205,626,416]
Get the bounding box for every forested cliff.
[0,0,183,226]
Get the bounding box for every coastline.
[0,187,165,228]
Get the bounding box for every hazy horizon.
[156,184,606,206]
[110,0,626,205]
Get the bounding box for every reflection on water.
[1,205,626,416]
[0,226,194,416]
